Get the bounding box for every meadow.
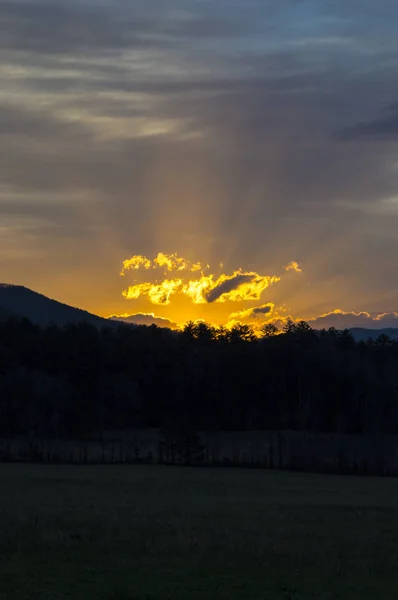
[1,465,398,600]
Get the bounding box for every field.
[1,466,398,599]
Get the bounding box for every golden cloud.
[183,271,280,304]
[121,252,207,275]
[123,278,183,305]
[182,275,214,304]
[121,252,282,307]
[121,255,152,274]
[285,261,302,273]
[122,271,279,306]
[228,303,275,322]
[153,252,205,272]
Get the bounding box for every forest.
[1,316,398,444]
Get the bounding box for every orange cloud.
[122,278,183,305]
[121,252,282,308]
[121,255,152,274]
[183,271,280,304]
[121,252,207,275]
[285,261,302,273]
[182,274,214,304]
[228,303,275,322]
[153,252,205,272]
[122,271,280,306]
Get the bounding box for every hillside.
[0,284,108,327]
[0,304,15,321]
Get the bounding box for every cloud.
[253,304,274,316]
[154,252,205,272]
[121,252,206,275]
[122,279,183,305]
[285,261,302,273]
[122,271,279,305]
[122,267,280,306]
[121,256,152,273]
[226,302,286,335]
[205,273,255,303]
[227,309,398,335]
[228,303,274,322]
[108,312,178,329]
[0,0,253,58]
[308,309,398,330]
[203,271,280,303]
[338,102,398,140]
[121,253,281,305]
[181,274,215,304]
[252,310,398,333]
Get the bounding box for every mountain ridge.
[0,283,108,327]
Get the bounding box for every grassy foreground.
[1,465,398,599]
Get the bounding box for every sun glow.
[119,251,303,330]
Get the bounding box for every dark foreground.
[1,465,398,599]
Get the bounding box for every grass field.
[1,465,398,599]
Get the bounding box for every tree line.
[1,316,398,441]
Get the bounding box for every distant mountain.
[349,327,398,342]
[0,284,109,327]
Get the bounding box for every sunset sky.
[1,0,398,331]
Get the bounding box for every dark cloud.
[252,305,272,316]
[205,274,254,303]
[0,0,260,57]
[0,102,92,141]
[338,102,398,140]
[0,1,152,55]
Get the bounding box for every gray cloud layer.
[339,102,398,140]
[1,0,398,319]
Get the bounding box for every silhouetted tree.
[261,323,279,338]
[0,315,398,443]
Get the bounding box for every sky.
[1,0,398,332]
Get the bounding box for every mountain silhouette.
[0,284,108,327]
[0,304,15,321]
